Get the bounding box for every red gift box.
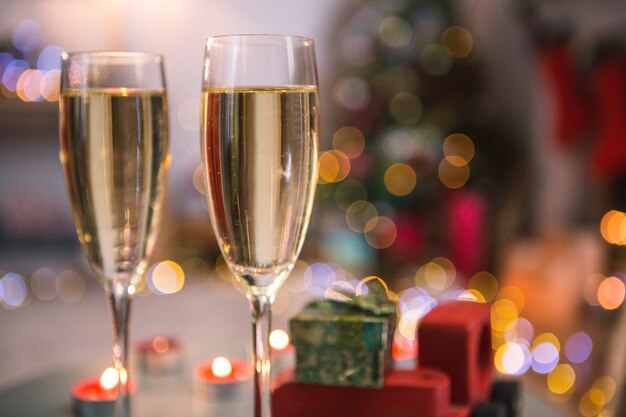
[418,300,493,405]
[272,368,450,417]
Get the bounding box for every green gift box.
[290,279,396,388]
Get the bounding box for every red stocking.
[538,44,589,147]
[591,54,626,181]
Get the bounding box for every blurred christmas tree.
[316,0,524,283]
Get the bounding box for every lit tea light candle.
[270,329,294,376]
[71,367,136,417]
[193,356,252,402]
[137,336,183,376]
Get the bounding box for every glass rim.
[61,50,163,63]
[206,34,314,45]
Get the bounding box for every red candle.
[136,336,182,376]
[71,368,136,416]
[193,357,251,401]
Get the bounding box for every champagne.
[201,86,319,294]
[60,88,169,285]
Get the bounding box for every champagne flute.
[59,52,169,417]
[200,35,319,417]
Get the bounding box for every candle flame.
[212,357,232,378]
[99,367,119,390]
[269,329,290,351]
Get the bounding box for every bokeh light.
[441,26,474,58]
[3,60,29,92]
[12,20,41,52]
[532,333,561,352]
[378,16,412,49]
[0,272,28,308]
[37,45,64,71]
[384,163,417,196]
[55,269,86,302]
[548,364,576,394]
[334,179,367,210]
[30,267,57,301]
[491,299,519,333]
[443,133,474,164]
[178,98,200,131]
[40,69,61,101]
[597,276,625,310]
[192,165,206,195]
[389,92,422,125]
[269,329,290,351]
[494,341,531,375]
[497,285,526,312]
[333,76,370,110]
[600,210,626,245]
[565,332,593,364]
[579,390,603,417]
[318,150,350,183]
[468,271,499,302]
[583,273,604,306]
[415,257,456,294]
[303,263,337,297]
[592,376,616,405]
[421,44,453,76]
[345,200,378,233]
[398,286,437,316]
[531,342,559,374]
[438,157,469,189]
[147,260,185,295]
[17,69,44,102]
[364,216,397,249]
[505,317,535,344]
[332,126,366,159]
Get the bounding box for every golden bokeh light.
[443,133,475,164]
[269,329,290,351]
[497,285,526,312]
[579,390,603,417]
[318,150,350,183]
[389,92,422,125]
[532,333,561,352]
[597,276,625,310]
[345,200,378,233]
[593,376,617,404]
[438,158,469,189]
[30,267,57,301]
[148,260,185,295]
[600,210,626,245]
[548,364,576,394]
[332,126,366,159]
[364,216,397,249]
[441,26,474,58]
[415,257,456,293]
[384,163,417,196]
[468,271,499,302]
[491,299,519,332]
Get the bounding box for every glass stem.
[249,294,273,417]
[107,280,131,417]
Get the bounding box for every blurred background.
[2,0,626,415]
